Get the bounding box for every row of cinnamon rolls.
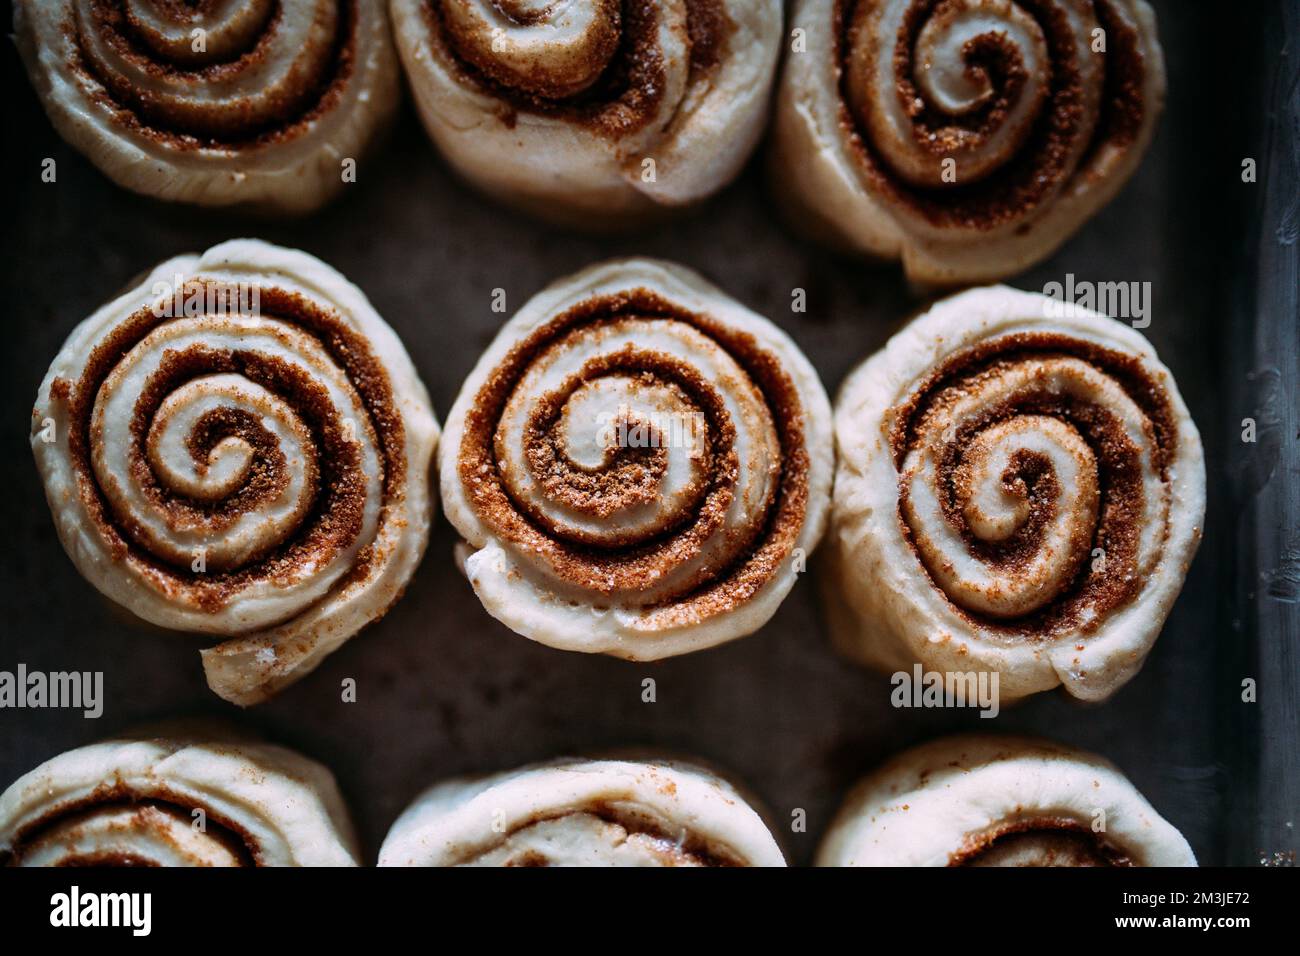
[0,725,1195,867]
[31,241,1204,708]
[15,0,1166,283]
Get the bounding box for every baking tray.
[0,0,1294,867]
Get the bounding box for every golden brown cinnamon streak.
[824,286,1204,702]
[14,1,399,212]
[389,0,783,227]
[0,724,359,866]
[772,0,1166,284]
[379,756,786,867]
[439,258,833,659]
[818,735,1196,866]
[31,240,440,706]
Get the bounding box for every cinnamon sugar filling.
[462,803,742,868]
[4,787,260,868]
[51,283,406,615]
[518,353,723,548]
[458,289,810,624]
[888,332,1177,638]
[952,816,1134,867]
[64,0,359,149]
[834,0,1147,230]
[423,0,734,138]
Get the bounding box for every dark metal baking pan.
[0,0,1294,866]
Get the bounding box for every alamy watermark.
[0,664,102,718]
[1042,274,1151,329]
[150,274,260,319]
[50,886,150,936]
[595,404,706,451]
[891,664,1000,718]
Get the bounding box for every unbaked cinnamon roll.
[389,0,782,227]
[772,0,1166,284]
[825,285,1204,702]
[379,757,785,866]
[0,725,359,866]
[439,258,833,659]
[818,735,1196,866]
[14,1,399,212]
[31,239,440,706]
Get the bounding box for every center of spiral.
[458,289,803,615]
[121,0,277,65]
[504,347,719,549]
[74,0,348,141]
[905,411,1100,619]
[441,0,622,99]
[890,334,1178,635]
[845,0,1051,188]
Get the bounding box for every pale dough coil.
[439,258,833,660]
[771,0,1166,284]
[31,239,440,706]
[14,0,399,212]
[1,725,359,867]
[825,285,1204,702]
[817,734,1195,866]
[379,757,786,866]
[389,0,782,226]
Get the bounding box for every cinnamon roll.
[31,240,440,706]
[14,1,399,213]
[817,735,1195,866]
[825,285,1204,702]
[379,757,785,866]
[439,258,833,659]
[0,725,359,866]
[772,0,1166,284]
[389,0,782,227]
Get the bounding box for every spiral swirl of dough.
[439,259,833,659]
[14,1,399,211]
[31,240,439,706]
[389,0,782,225]
[825,286,1203,702]
[818,735,1196,866]
[772,0,1166,283]
[379,757,786,867]
[0,726,359,867]
[898,353,1167,623]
